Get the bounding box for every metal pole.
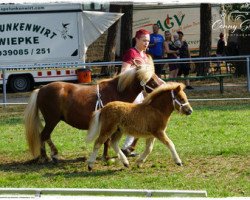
[247,57,250,92]
[2,69,7,106]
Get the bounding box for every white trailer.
[0,3,122,92]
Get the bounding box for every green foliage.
[0,103,249,197]
[224,3,250,21]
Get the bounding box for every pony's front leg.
[156,131,182,166]
[136,138,155,168]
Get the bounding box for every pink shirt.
[122,48,148,65]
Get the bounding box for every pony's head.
[171,83,193,115]
[143,82,193,115]
[118,55,163,93]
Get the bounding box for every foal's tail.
[24,89,42,158]
[86,110,102,142]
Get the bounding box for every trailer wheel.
[9,75,33,92]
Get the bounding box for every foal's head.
[143,82,193,115]
[170,83,193,115]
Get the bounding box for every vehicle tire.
[9,75,32,92]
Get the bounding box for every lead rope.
[95,84,104,111]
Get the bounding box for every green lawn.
[0,103,249,197]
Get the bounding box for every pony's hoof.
[52,157,59,164]
[176,162,183,166]
[37,156,49,164]
[51,154,59,164]
[101,156,110,162]
[26,157,40,164]
[88,165,93,171]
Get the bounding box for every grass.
[0,101,249,198]
[0,77,249,197]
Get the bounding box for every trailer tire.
[9,75,33,93]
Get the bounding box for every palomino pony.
[24,56,163,163]
[86,82,193,171]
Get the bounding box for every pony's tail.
[24,89,43,158]
[86,110,102,142]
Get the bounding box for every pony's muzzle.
[186,109,193,115]
[181,105,193,115]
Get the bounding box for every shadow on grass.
[0,156,121,177]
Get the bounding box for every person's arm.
[164,41,178,55]
[185,42,191,58]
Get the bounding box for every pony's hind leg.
[156,131,182,166]
[111,130,129,168]
[136,138,155,168]
[47,139,59,163]
[39,123,58,163]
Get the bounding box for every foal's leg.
[111,131,129,168]
[155,131,182,166]
[88,140,103,171]
[136,138,155,168]
[88,132,112,171]
[102,138,111,161]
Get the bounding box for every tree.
[102,4,122,75]
[120,4,133,59]
[197,3,212,76]
[224,3,250,76]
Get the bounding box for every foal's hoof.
[176,162,183,166]
[88,165,93,171]
[123,163,129,168]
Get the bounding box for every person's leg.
[183,63,193,89]
[169,64,176,78]
[121,92,144,156]
[122,136,134,150]
[216,54,222,72]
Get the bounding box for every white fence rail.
[0,188,208,198]
[1,55,250,105]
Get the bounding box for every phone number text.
[0,48,51,56]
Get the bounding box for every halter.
[95,84,104,111]
[171,90,190,112]
[140,79,155,93]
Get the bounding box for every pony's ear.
[175,84,183,93]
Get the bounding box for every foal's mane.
[142,82,185,105]
[117,55,155,92]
